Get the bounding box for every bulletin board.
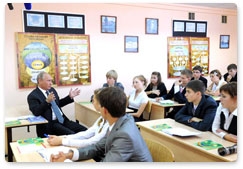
[16,32,56,88]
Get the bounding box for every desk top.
[10,138,95,162]
[5,115,48,128]
[149,99,185,107]
[137,118,237,162]
[77,101,133,113]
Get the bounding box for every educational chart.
[167,37,209,78]
[167,37,190,78]
[190,37,209,75]
[16,32,56,88]
[16,32,91,88]
[55,34,91,86]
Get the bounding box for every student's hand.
[174,79,182,86]
[224,134,237,143]
[189,117,202,123]
[155,97,162,102]
[50,151,66,162]
[226,75,232,82]
[47,135,62,146]
[152,90,160,96]
[69,88,81,99]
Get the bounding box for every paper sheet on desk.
[162,128,201,137]
[37,146,70,162]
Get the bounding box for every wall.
[3,3,237,140]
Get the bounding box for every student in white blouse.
[127,75,149,122]
[212,82,237,143]
[47,88,109,147]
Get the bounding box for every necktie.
[46,91,64,124]
[98,118,105,133]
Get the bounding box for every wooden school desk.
[5,116,48,162]
[136,118,237,162]
[75,102,133,127]
[10,138,95,162]
[147,100,185,120]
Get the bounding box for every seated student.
[102,69,124,90]
[50,87,153,162]
[212,82,237,143]
[223,63,237,83]
[145,71,167,99]
[47,88,109,147]
[156,69,193,119]
[127,75,149,122]
[205,69,227,97]
[191,65,207,88]
[27,72,86,137]
[175,80,217,131]
[90,69,124,102]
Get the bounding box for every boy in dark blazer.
[175,80,217,131]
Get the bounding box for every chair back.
[144,138,175,162]
[143,100,152,120]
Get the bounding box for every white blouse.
[128,89,148,109]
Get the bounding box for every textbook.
[196,140,223,150]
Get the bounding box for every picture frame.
[220,35,230,49]
[23,10,85,34]
[124,36,139,53]
[101,15,117,33]
[145,18,158,34]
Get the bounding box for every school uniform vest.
[220,112,237,135]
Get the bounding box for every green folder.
[195,139,223,150]
[5,120,21,127]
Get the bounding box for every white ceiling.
[181,3,237,10]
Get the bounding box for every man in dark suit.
[191,65,208,88]
[27,72,86,137]
[50,87,152,162]
[175,80,217,131]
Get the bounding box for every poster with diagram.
[167,37,209,78]
[190,37,209,75]
[167,37,190,78]
[16,32,56,88]
[55,34,91,86]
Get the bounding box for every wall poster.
[167,37,209,78]
[16,32,91,89]
[167,37,190,78]
[16,32,56,88]
[55,34,91,86]
[190,37,209,75]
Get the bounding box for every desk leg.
[7,128,13,162]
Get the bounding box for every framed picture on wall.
[220,35,230,49]
[101,15,117,33]
[145,18,158,34]
[124,36,139,52]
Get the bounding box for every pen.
[44,133,49,138]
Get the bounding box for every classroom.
[3,3,237,163]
